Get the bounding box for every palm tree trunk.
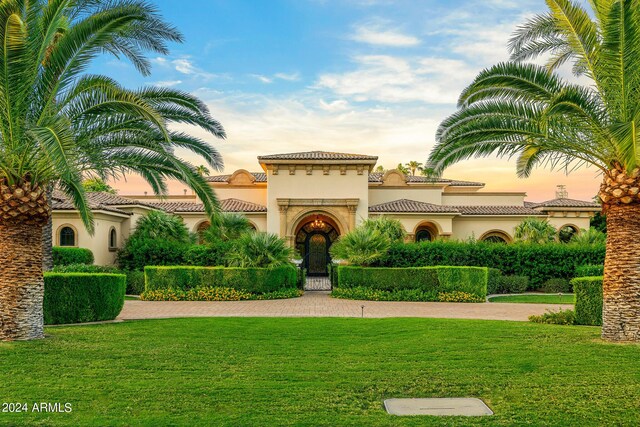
[600,169,640,342]
[602,203,640,341]
[42,185,54,271]
[0,221,45,340]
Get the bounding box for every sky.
[99,0,601,202]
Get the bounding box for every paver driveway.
[118,292,572,322]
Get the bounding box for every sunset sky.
[96,0,601,202]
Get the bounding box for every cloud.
[153,56,218,81]
[316,54,477,104]
[319,99,350,112]
[252,74,273,84]
[153,80,183,87]
[351,23,420,47]
[274,72,301,81]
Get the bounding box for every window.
[59,227,76,247]
[558,226,578,243]
[483,235,507,243]
[480,231,510,244]
[415,229,432,242]
[109,228,117,250]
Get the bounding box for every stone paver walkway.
[118,292,572,322]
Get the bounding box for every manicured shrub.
[184,242,231,266]
[377,241,605,287]
[494,275,529,294]
[575,264,604,278]
[486,268,503,294]
[124,270,145,295]
[52,264,118,273]
[297,268,307,290]
[52,247,94,266]
[144,265,298,294]
[336,266,488,300]
[116,238,189,271]
[141,286,302,301]
[437,291,485,303]
[572,276,603,326]
[529,309,576,325]
[540,278,571,293]
[332,287,434,302]
[43,273,126,324]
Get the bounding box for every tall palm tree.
[196,165,211,177]
[429,0,640,341]
[0,1,224,341]
[404,161,424,176]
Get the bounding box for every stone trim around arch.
[479,230,513,243]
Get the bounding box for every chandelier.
[310,216,325,230]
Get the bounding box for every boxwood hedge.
[572,276,603,326]
[144,265,298,294]
[336,266,488,300]
[376,241,605,287]
[52,247,94,266]
[43,273,126,325]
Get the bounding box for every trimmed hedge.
[144,265,298,294]
[572,276,603,326]
[494,275,529,294]
[541,278,571,293]
[51,264,145,295]
[575,264,604,278]
[336,266,488,300]
[52,247,94,266]
[43,273,126,325]
[116,238,189,271]
[377,241,605,287]
[184,242,232,267]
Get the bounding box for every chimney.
[556,185,568,199]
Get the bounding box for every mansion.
[52,151,600,273]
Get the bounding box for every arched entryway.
[295,214,340,276]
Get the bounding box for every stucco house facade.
[51,151,600,271]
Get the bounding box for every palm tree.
[374,165,385,173]
[82,177,117,194]
[396,163,410,175]
[196,165,210,177]
[226,232,295,268]
[514,218,558,244]
[330,226,391,266]
[404,161,424,176]
[204,212,255,243]
[0,1,224,341]
[429,0,640,341]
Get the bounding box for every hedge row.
[336,266,488,300]
[376,241,605,287]
[52,247,94,266]
[52,264,146,295]
[572,276,603,326]
[144,265,298,294]
[43,273,126,325]
[116,240,230,271]
[575,264,604,278]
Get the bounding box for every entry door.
[307,234,328,275]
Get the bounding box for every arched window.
[59,226,76,247]
[415,229,432,242]
[480,231,511,244]
[558,225,578,243]
[483,235,507,243]
[109,228,118,250]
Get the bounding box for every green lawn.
[488,294,575,304]
[1,318,638,426]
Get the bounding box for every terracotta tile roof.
[369,199,460,213]
[258,151,378,161]
[526,198,600,209]
[454,206,545,216]
[52,191,135,215]
[206,172,267,182]
[150,198,267,213]
[367,172,484,186]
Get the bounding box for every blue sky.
[103,0,600,201]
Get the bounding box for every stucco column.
[347,205,357,232]
[278,204,288,239]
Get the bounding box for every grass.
[488,294,575,304]
[1,318,639,426]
